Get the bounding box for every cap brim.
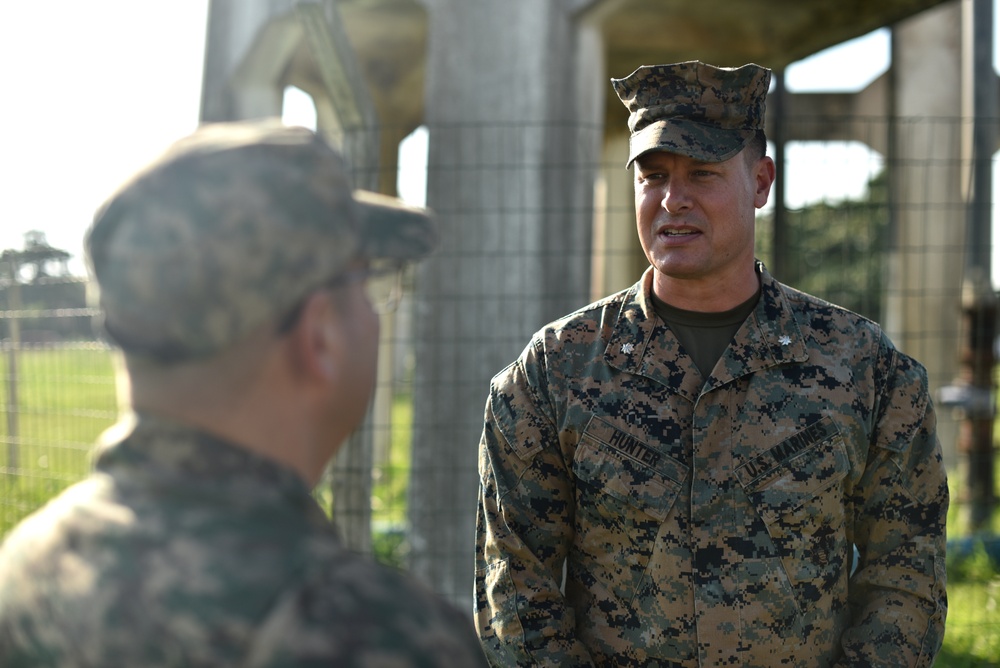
[627,119,754,167]
[353,190,438,262]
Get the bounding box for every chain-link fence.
[1,116,998,663]
[0,277,117,532]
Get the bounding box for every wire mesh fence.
[0,278,117,532]
[1,115,998,662]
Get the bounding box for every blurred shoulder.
[247,554,486,666]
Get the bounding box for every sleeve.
[837,342,948,667]
[475,342,596,667]
[245,561,489,667]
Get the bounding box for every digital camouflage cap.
[85,120,436,362]
[611,60,771,167]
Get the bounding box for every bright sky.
[781,30,889,210]
[0,2,981,276]
[0,1,210,274]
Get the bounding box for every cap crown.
[86,121,433,362]
[612,61,771,164]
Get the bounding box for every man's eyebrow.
[634,158,664,171]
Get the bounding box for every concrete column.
[201,0,302,122]
[202,1,380,170]
[408,0,605,605]
[886,1,965,465]
[592,132,645,299]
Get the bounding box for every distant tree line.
[757,170,889,322]
[1,232,91,343]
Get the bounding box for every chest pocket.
[736,417,850,526]
[572,416,686,522]
[736,417,852,589]
[571,417,687,599]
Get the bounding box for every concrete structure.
[200,0,983,604]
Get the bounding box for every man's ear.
[754,156,776,209]
[284,292,342,383]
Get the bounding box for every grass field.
[938,467,1000,666]
[1,344,998,664]
[0,343,118,533]
[941,543,1000,665]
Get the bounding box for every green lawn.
[937,464,1000,667]
[0,344,118,534]
[940,545,1000,666]
[1,345,998,663]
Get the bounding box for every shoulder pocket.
[490,359,555,462]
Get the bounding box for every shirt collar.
[605,263,809,394]
[93,412,330,525]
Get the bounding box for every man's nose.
[662,179,692,214]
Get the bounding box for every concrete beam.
[769,73,891,155]
[294,2,374,131]
[201,0,299,122]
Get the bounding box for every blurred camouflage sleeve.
[475,341,596,667]
[244,556,487,667]
[836,340,948,667]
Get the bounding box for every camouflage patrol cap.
[611,61,771,167]
[85,120,436,362]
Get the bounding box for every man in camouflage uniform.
[0,121,487,667]
[475,62,947,666]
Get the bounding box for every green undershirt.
[651,285,761,379]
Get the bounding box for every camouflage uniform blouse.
[0,414,486,667]
[476,265,947,667]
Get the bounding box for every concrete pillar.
[201,1,380,176]
[592,132,645,299]
[886,1,965,466]
[201,0,302,122]
[293,1,381,183]
[408,0,605,605]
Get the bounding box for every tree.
[757,171,889,322]
[0,231,71,284]
[1,232,88,342]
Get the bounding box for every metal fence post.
[2,275,20,472]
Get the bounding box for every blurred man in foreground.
[0,121,486,667]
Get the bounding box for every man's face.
[633,147,774,300]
